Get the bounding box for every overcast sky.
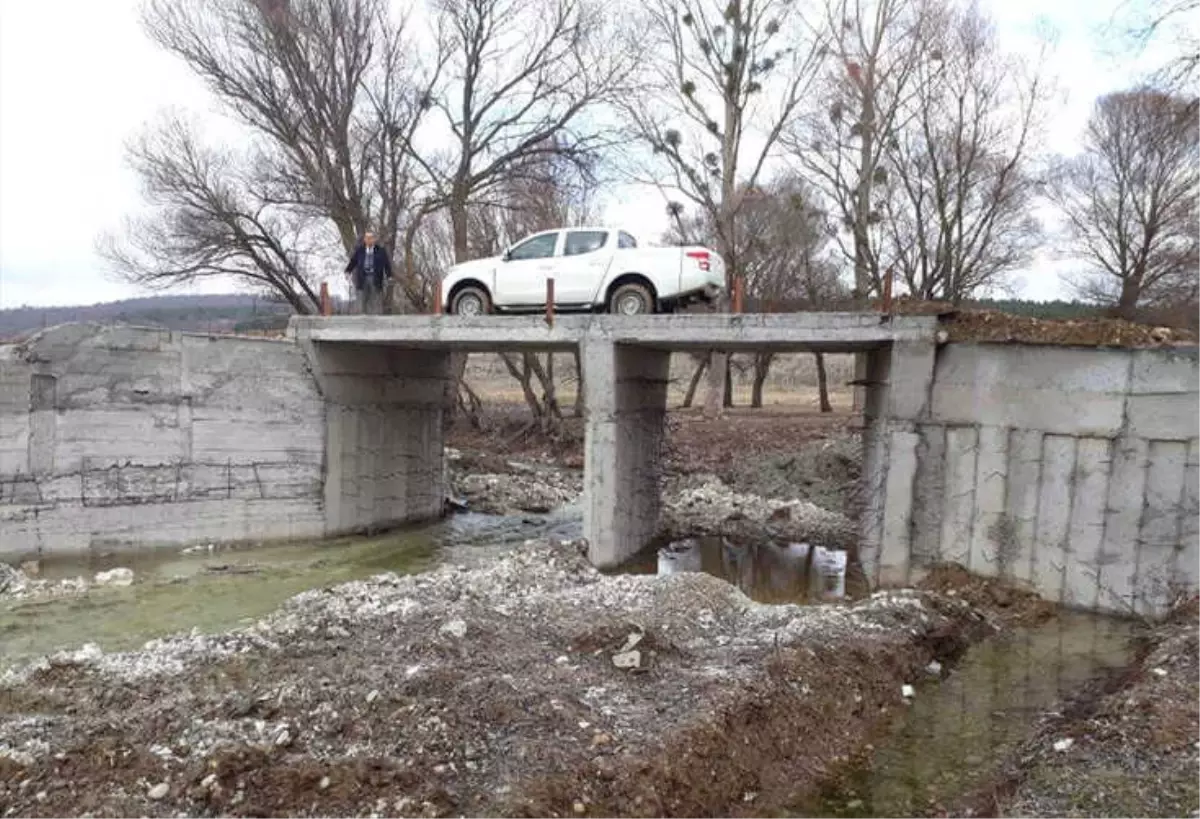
[0,0,1172,308]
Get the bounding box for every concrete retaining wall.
[882,343,1199,617]
[0,324,326,555]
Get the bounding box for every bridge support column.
[304,342,450,534]
[582,340,671,568]
[860,339,937,588]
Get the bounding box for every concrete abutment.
[301,341,449,535]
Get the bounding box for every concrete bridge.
[2,314,1196,615]
[290,312,941,581]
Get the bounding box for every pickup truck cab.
[441,227,725,315]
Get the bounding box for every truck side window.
[564,230,608,257]
[618,231,637,249]
[508,232,558,261]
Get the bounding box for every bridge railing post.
[319,282,332,316]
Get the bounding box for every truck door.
[555,230,611,304]
[495,231,560,306]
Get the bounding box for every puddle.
[617,536,847,604]
[794,610,1138,817]
[0,507,582,668]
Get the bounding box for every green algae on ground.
[1,509,583,668]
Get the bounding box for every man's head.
[364,231,377,247]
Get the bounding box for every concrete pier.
[580,340,671,568]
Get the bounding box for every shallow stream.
[0,507,581,667]
[795,611,1137,817]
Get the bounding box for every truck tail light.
[686,250,710,271]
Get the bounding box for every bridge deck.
[290,313,939,353]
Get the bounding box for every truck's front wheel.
[450,285,491,316]
[607,282,655,315]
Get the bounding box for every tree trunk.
[500,353,544,420]
[815,352,833,413]
[542,353,560,430]
[573,349,585,416]
[704,351,728,419]
[450,182,470,264]
[682,355,708,408]
[1118,277,1141,319]
[441,354,473,430]
[445,188,472,424]
[751,353,774,409]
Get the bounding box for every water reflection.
[625,536,849,605]
[797,611,1137,817]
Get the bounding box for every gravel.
[659,478,858,550]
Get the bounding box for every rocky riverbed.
[446,436,862,552]
[0,540,993,818]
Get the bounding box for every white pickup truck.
[440,227,726,315]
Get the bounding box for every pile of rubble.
[0,540,990,818]
[0,564,134,602]
[660,478,857,550]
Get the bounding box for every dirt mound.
[941,310,1196,347]
[725,435,861,514]
[918,563,1056,628]
[660,478,858,552]
[0,541,992,818]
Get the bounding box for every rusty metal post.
[545,278,555,327]
[433,279,443,315]
[732,275,744,314]
[319,281,332,316]
[881,266,894,314]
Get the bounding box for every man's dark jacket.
[344,243,393,290]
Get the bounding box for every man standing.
[344,231,393,315]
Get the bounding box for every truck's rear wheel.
[450,285,490,316]
[608,282,655,315]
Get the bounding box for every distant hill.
[0,293,293,341]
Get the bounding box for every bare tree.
[102,116,326,313]
[788,0,930,298]
[105,0,438,312]
[881,2,1047,302]
[738,176,844,408]
[420,0,632,264]
[1119,0,1200,92]
[665,175,843,409]
[627,0,822,418]
[1051,90,1199,314]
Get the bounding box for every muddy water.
[797,610,1138,817]
[0,507,582,668]
[618,536,840,604]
